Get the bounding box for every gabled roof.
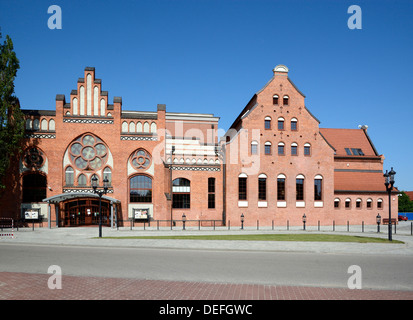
[334,171,386,192]
[319,128,379,157]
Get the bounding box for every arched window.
[278,117,285,130]
[49,119,55,131]
[377,198,383,209]
[22,173,47,203]
[291,142,298,156]
[41,119,48,131]
[264,116,271,129]
[122,121,128,133]
[304,143,311,156]
[103,167,112,185]
[238,173,247,201]
[265,141,272,155]
[273,94,279,105]
[33,119,40,131]
[130,175,152,203]
[291,118,298,131]
[277,174,286,201]
[283,95,289,106]
[334,198,340,209]
[251,141,258,155]
[208,177,215,209]
[296,174,305,201]
[25,119,32,130]
[129,122,136,133]
[345,198,351,209]
[65,167,74,186]
[258,174,267,201]
[78,174,87,187]
[172,178,190,208]
[278,142,285,155]
[356,198,362,208]
[367,198,372,209]
[314,175,323,201]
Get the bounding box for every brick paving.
[0,272,412,300]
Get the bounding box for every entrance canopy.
[43,192,121,204]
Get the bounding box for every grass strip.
[100,234,403,243]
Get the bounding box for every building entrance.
[62,198,111,227]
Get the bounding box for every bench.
[382,218,397,225]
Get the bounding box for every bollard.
[333,220,335,231]
[199,220,201,231]
[257,220,259,230]
[228,220,230,230]
[287,220,289,231]
[411,222,412,236]
[272,220,274,231]
[347,221,349,232]
[318,220,320,231]
[362,221,364,233]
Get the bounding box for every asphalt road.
[1,243,412,291]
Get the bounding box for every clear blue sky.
[1,0,412,191]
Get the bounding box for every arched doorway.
[62,197,111,227]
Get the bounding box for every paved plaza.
[1,222,413,301]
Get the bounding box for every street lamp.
[383,167,396,241]
[240,213,244,230]
[182,213,186,230]
[302,213,307,231]
[92,175,109,238]
[376,213,381,233]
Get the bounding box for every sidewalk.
[1,222,413,256]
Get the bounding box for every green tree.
[398,192,413,213]
[0,31,24,191]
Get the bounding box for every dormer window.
[273,95,279,105]
[283,95,289,106]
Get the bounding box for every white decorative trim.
[63,118,113,124]
[258,201,268,208]
[63,188,114,194]
[296,201,305,208]
[120,135,157,141]
[277,201,287,208]
[314,201,323,208]
[238,201,248,207]
[171,165,220,171]
[25,133,56,139]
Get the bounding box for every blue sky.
[1,0,412,190]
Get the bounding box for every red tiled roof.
[319,128,378,157]
[405,191,413,201]
[334,171,386,192]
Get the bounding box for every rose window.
[23,148,44,169]
[69,134,108,171]
[130,149,151,170]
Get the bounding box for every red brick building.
[0,65,398,227]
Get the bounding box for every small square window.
[265,120,271,129]
[291,146,297,155]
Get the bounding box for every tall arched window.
[65,167,74,186]
[296,174,305,201]
[251,141,258,155]
[22,173,47,203]
[273,94,279,105]
[283,95,289,106]
[238,173,247,200]
[278,117,285,130]
[277,174,286,201]
[291,118,298,131]
[130,175,152,203]
[172,178,190,208]
[103,167,112,185]
[314,175,323,201]
[258,174,267,201]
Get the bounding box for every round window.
[130,149,151,170]
[69,134,108,171]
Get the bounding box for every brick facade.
[0,65,398,227]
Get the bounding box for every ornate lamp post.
[383,167,396,241]
[302,213,307,231]
[376,213,381,233]
[92,175,109,238]
[182,213,186,230]
[240,213,244,230]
